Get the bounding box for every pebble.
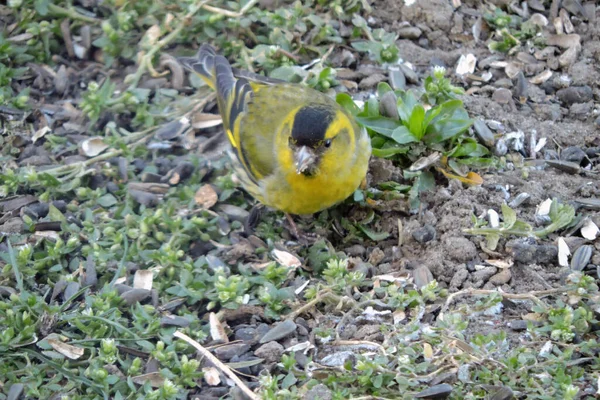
[397,26,422,39]
[472,266,497,282]
[414,383,453,399]
[254,341,284,363]
[509,242,558,264]
[489,269,512,285]
[214,343,251,361]
[259,320,296,343]
[445,237,478,262]
[560,146,587,164]
[413,266,434,288]
[473,119,496,147]
[508,320,528,331]
[345,244,366,257]
[556,85,593,105]
[492,88,513,104]
[319,351,356,367]
[358,73,387,90]
[413,224,437,243]
[121,288,151,305]
[569,102,593,120]
[449,265,469,289]
[305,384,333,400]
[235,327,257,343]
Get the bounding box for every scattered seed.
[570,245,592,271]
[557,238,570,267]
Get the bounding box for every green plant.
[465,199,576,250]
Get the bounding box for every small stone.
[558,46,578,68]
[235,327,257,342]
[254,341,284,363]
[305,384,333,400]
[445,237,478,262]
[358,73,387,90]
[472,266,497,282]
[509,320,528,331]
[64,281,81,301]
[560,146,587,164]
[397,26,422,39]
[473,120,495,147]
[413,266,434,288]
[556,85,593,105]
[214,343,251,361]
[569,102,592,120]
[492,88,513,104]
[449,266,469,289]
[319,351,356,367]
[345,244,366,257]
[368,247,385,265]
[413,225,437,243]
[489,269,512,285]
[259,320,296,343]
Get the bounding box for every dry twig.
[174,331,259,400]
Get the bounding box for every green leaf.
[356,224,390,241]
[48,204,66,223]
[417,171,435,192]
[336,93,360,116]
[424,107,473,143]
[367,97,379,118]
[281,372,297,389]
[34,0,49,15]
[371,144,410,158]
[486,233,500,251]
[391,125,417,145]
[408,104,425,139]
[396,90,419,122]
[97,194,118,208]
[450,140,490,158]
[377,82,393,98]
[501,203,517,229]
[353,189,364,202]
[356,116,401,137]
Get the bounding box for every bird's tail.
[177,43,221,89]
[178,45,252,150]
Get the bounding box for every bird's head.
[285,105,359,177]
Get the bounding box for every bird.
[178,44,371,217]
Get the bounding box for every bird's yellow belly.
[262,162,367,215]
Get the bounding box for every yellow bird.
[179,45,371,215]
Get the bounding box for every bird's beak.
[295,146,316,174]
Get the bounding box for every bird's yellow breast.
[259,134,371,215]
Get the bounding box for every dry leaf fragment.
[581,219,599,240]
[32,126,51,143]
[456,53,477,75]
[194,185,218,209]
[437,168,483,185]
[131,372,164,387]
[80,137,109,157]
[271,249,302,268]
[203,367,221,386]
[133,270,153,290]
[536,198,552,217]
[47,338,85,360]
[209,312,229,343]
[192,113,223,130]
[423,343,433,360]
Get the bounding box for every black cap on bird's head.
[290,106,335,175]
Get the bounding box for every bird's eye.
[324,139,332,148]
